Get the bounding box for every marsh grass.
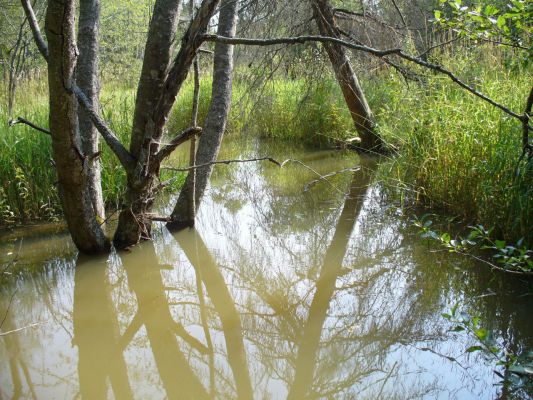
[0,75,353,225]
[376,47,533,244]
[1,49,531,247]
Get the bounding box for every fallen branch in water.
[8,117,51,135]
[161,156,283,171]
[0,322,44,336]
[162,157,345,193]
[304,166,360,192]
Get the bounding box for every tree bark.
[310,0,382,152]
[169,0,239,230]
[113,0,182,248]
[77,0,106,224]
[45,0,109,253]
[114,0,220,249]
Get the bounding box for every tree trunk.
[45,0,109,253]
[114,0,220,249]
[168,0,239,229]
[77,0,106,224]
[113,0,182,248]
[310,0,383,152]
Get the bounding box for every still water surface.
[1,140,532,399]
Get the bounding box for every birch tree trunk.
[310,0,383,152]
[77,0,106,224]
[45,0,109,253]
[169,0,239,229]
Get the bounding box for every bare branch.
[20,0,49,61]
[202,34,523,121]
[523,85,533,157]
[0,322,44,336]
[72,85,136,172]
[146,214,172,222]
[154,126,202,164]
[162,156,283,172]
[390,0,407,30]
[9,117,51,135]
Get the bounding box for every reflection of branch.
[0,290,17,331]
[0,322,43,336]
[173,322,210,355]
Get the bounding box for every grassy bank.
[1,50,531,246]
[0,76,353,226]
[375,48,532,245]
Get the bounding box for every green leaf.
[466,345,483,353]
[434,10,442,20]
[484,5,498,16]
[451,325,465,332]
[475,328,488,341]
[495,240,506,249]
[509,365,533,376]
[497,15,507,29]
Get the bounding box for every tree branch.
[154,126,202,165]
[523,85,533,157]
[8,117,51,135]
[20,0,49,62]
[390,0,407,29]
[72,85,136,172]
[202,34,523,121]
[162,156,283,172]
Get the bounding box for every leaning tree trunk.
[113,0,220,249]
[77,0,106,224]
[45,0,109,253]
[169,0,239,230]
[310,0,383,152]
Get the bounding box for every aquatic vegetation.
[414,216,533,274]
[443,305,533,396]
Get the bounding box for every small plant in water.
[413,216,533,274]
[443,305,533,395]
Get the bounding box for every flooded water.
[1,140,532,399]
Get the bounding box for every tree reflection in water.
[2,149,532,399]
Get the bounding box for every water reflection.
[1,143,532,399]
[73,255,132,399]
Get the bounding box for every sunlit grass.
[376,47,533,244]
[1,47,531,247]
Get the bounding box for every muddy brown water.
[1,140,532,399]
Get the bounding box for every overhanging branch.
[155,126,202,164]
[202,34,523,121]
[20,0,48,61]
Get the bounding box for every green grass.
[375,47,533,245]
[2,48,531,249]
[168,76,354,146]
[0,75,353,226]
